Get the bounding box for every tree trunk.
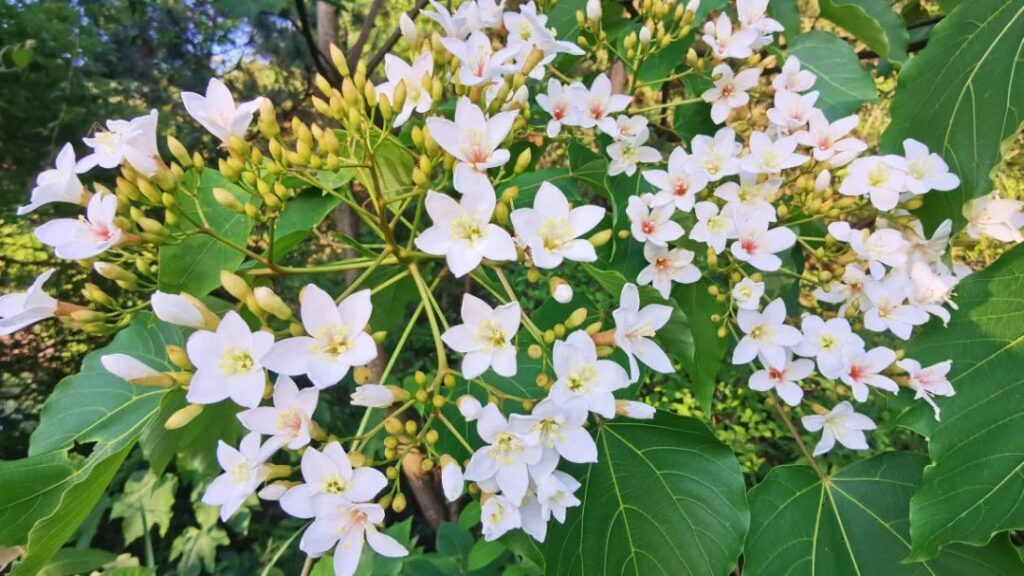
[317,1,360,283]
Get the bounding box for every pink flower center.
[740,238,758,254]
[641,220,656,235]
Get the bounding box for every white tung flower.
[481,494,522,541]
[300,497,408,576]
[795,110,866,167]
[862,277,929,340]
[415,180,516,277]
[702,64,761,124]
[839,347,899,402]
[792,315,864,379]
[262,286,377,389]
[748,352,813,406]
[626,195,684,246]
[464,403,543,502]
[898,358,954,420]
[607,127,661,176]
[573,73,633,134]
[614,283,674,380]
[511,397,597,465]
[202,432,272,521]
[740,131,808,174]
[964,194,1024,244]
[702,13,757,60]
[511,181,604,269]
[730,221,797,272]
[643,147,709,212]
[237,375,319,450]
[34,191,123,260]
[281,441,388,518]
[536,79,583,137]
[901,138,960,195]
[839,156,908,211]
[77,110,160,176]
[714,170,779,223]
[687,127,741,181]
[689,200,737,254]
[0,269,59,336]
[442,294,520,379]
[550,330,630,418]
[766,90,819,132]
[802,401,876,456]
[19,143,87,215]
[772,56,816,93]
[732,298,803,369]
[186,310,273,409]
[441,31,520,86]
[426,97,517,178]
[637,243,700,299]
[376,52,435,128]
[731,277,765,310]
[182,78,263,144]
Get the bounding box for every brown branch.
[347,0,386,68]
[294,0,333,78]
[366,0,431,75]
[401,449,447,528]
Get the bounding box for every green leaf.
[272,188,343,259]
[770,0,802,40]
[159,169,253,296]
[467,539,507,571]
[673,75,717,142]
[818,0,909,62]
[30,312,184,456]
[38,548,118,576]
[436,521,474,558]
[880,0,1024,230]
[542,412,749,575]
[170,524,229,576]
[786,31,878,120]
[905,245,1024,560]
[0,451,81,546]
[672,280,726,412]
[745,452,1024,575]
[109,471,178,545]
[9,444,133,576]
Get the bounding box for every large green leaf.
[159,169,254,296]
[905,245,1024,560]
[30,312,183,456]
[0,314,185,570]
[770,0,802,40]
[672,281,725,412]
[541,412,749,575]
[880,0,1024,230]
[272,188,343,260]
[745,452,1024,575]
[9,444,133,576]
[786,31,878,120]
[818,0,909,63]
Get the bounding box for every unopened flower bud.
[329,43,349,77]
[164,404,204,430]
[166,345,193,370]
[586,0,602,22]
[400,13,418,45]
[457,395,482,420]
[617,400,656,419]
[566,307,588,329]
[639,25,652,46]
[589,229,613,247]
[220,270,251,302]
[253,286,292,320]
[212,187,244,213]
[514,148,532,175]
[549,277,573,303]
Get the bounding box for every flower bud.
[164,404,204,430]
[166,345,193,370]
[514,148,532,174]
[566,307,588,329]
[352,384,410,407]
[586,0,602,22]
[253,286,292,320]
[220,270,251,302]
[329,43,349,77]
[400,13,418,45]
[616,400,656,419]
[589,228,613,247]
[457,395,482,420]
[212,187,244,213]
[528,344,543,359]
[549,277,573,303]
[639,26,652,46]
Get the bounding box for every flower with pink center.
[34,191,123,260]
[572,74,633,134]
[536,79,583,137]
[766,90,819,132]
[748,352,813,406]
[839,347,899,402]
[730,221,796,271]
[626,195,684,246]
[795,110,866,167]
[702,64,761,124]
[426,97,517,182]
[644,147,709,213]
[898,358,954,420]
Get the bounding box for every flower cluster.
[4,0,1024,571]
